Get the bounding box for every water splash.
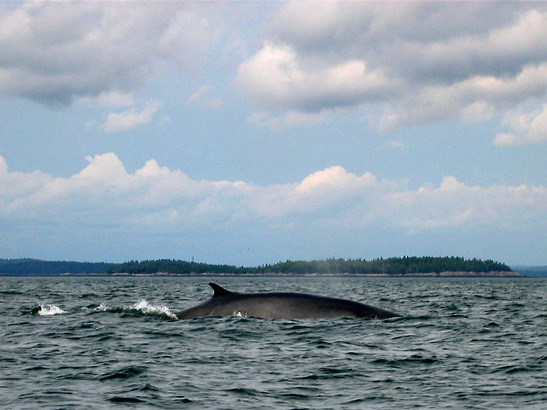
[130,299,177,320]
[33,304,66,316]
[232,311,249,318]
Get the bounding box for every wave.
[99,365,147,381]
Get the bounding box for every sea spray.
[33,304,66,316]
[131,299,178,320]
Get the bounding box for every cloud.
[78,91,135,108]
[103,100,163,133]
[237,42,393,113]
[4,0,545,145]
[247,110,329,129]
[1,154,544,235]
[267,2,547,80]
[386,176,547,231]
[238,2,547,138]
[0,1,220,105]
[378,63,547,131]
[74,153,128,181]
[188,85,214,103]
[387,140,405,149]
[187,85,222,110]
[493,105,547,146]
[1,153,545,263]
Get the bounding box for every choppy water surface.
[1,276,545,409]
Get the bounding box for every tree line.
[105,259,247,275]
[105,256,512,275]
[1,256,512,276]
[0,258,116,276]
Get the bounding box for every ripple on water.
[98,365,148,381]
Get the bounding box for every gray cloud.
[268,2,543,79]
[0,1,220,105]
[2,1,546,146]
[239,1,547,140]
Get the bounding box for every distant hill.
[511,265,547,277]
[0,258,117,276]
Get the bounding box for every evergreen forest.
[1,256,513,276]
[104,256,512,276]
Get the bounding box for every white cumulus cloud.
[237,42,393,113]
[1,153,545,263]
[103,100,163,133]
[1,154,545,234]
[494,105,547,146]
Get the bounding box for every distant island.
[0,258,116,276]
[510,265,547,278]
[0,256,530,277]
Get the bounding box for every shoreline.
[1,270,526,278]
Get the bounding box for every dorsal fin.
[209,282,232,298]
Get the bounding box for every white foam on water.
[231,311,249,318]
[95,303,108,312]
[132,299,177,320]
[37,304,66,316]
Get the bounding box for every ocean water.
[1,276,545,409]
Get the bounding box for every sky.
[0,0,546,266]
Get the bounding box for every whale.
[176,283,400,320]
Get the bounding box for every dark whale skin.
[176,283,400,320]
